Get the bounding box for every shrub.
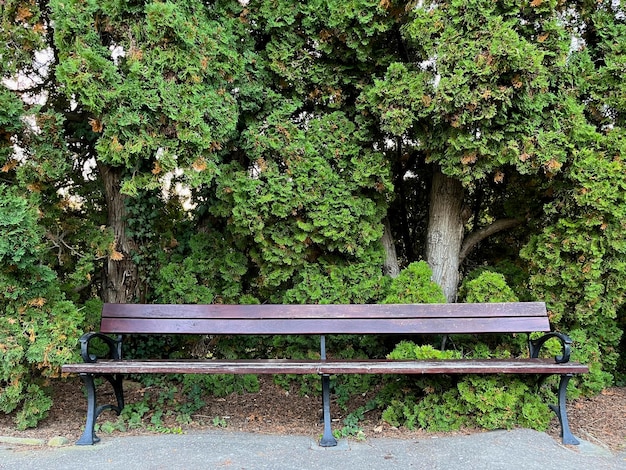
[0,186,83,428]
[383,261,446,304]
[378,338,554,433]
[458,270,519,303]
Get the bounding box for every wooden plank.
[62,358,589,376]
[99,316,550,335]
[102,302,548,320]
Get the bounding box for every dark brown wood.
[62,300,590,377]
[99,302,551,335]
[62,358,589,376]
[100,316,549,335]
[102,302,549,319]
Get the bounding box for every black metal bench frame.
[62,302,588,446]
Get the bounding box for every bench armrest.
[528,332,572,363]
[80,332,123,363]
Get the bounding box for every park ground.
[0,377,624,452]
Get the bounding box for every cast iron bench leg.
[549,374,580,445]
[76,374,99,445]
[76,373,125,445]
[105,373,125,413]
[319,374,338,447]
[318,334,338,447]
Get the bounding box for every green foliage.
[517,4,626,383]
[361,0,572,183]
[123,334,190,361]
[1,0,625,433]
[153,231,252,304]
[0,87,25,162]
[333,374,379,410]
[561,329,613,395]
[0,186,83,428]
[387,342,461,360]
[380,338,553,432]
[458,270,519,303]
[98,373,258,433]
[333,401,378,441]
[180,374,260,399]
[383,261,446,304]
[456,376,551,430]
[521,141,626,388]
[14,385,54,430]
[51,0,246,193]
[282,256,389,304]
[0,187,42,267]
[211,416,228,428]
[382,392,466,432]
[212,109,391,303]
[98,393,175,434]
[384,376,552,432]
[0,0,48,77]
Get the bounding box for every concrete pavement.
[1,428,625,470]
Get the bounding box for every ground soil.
[1,377,624,452]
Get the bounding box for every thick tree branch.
[458,218,524,265]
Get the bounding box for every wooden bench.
[62,302,588,446]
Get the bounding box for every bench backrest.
[100,302,550,335]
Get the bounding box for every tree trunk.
[425,169,465,303]
[98,163,138,303]
[381,218,400,278]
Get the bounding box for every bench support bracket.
[76,373,124,446]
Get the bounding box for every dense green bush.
[458,270,519,303]
[383,261,447,304]
[0,186,83,429]
[380,341,555,433]
[377,265,560,433]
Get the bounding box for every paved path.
[1,428,625,470]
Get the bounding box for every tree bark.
[425,169,465,303]
[381,218,400,278]
[458,218,524,264]
[98,163,138,303]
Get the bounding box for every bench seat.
[63,358,587,375]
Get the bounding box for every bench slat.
[100,316,550,335]
[62,358,588,376]
[102,302,549,320]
